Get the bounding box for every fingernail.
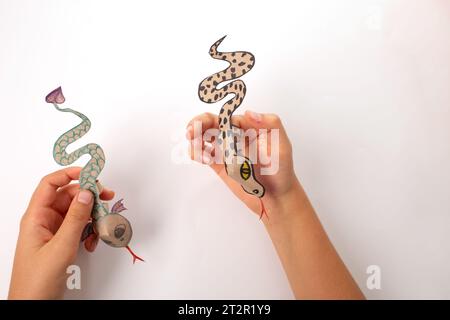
[247,110,262,123]
[78,190,93,205]
[186,125,193,140]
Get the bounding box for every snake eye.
[114,224,126,239]
[253,189,259,194]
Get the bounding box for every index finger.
[30,167,82,207]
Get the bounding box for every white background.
[0,0,449,299]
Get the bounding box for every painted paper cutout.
[198,36,267,219]
[45,87,144,263]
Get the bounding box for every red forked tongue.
[259,198,269,220]
[126,246,145,264]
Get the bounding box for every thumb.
[52,189,94,251]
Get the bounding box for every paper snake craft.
[198,36,267,218]
[45,87,144,263]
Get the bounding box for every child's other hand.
[186,111,300,219]
[8,167,114,299]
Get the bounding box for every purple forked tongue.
[46,86,65,104]
[126,246,145,264]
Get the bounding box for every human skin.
[187,110,365,300]
[8,167,114,299]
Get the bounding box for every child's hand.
[8,167,114,299]
[186,111,300,219]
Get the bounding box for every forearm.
[264,180,365,300]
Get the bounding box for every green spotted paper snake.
[45,87,143,263]
[198,36,267,218]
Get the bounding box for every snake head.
[95,213,133,248]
